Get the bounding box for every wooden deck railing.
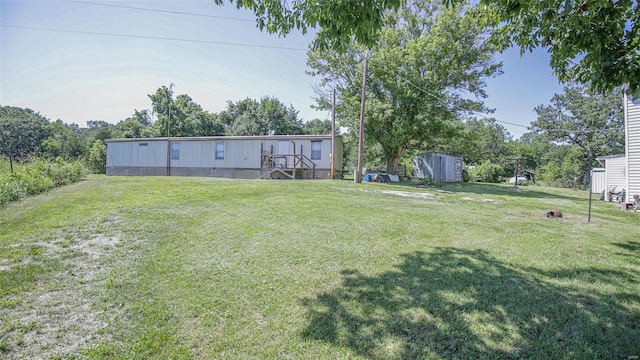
[260,154,316,179]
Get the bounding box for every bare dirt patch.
[0,218,133,359]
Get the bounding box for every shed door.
[434,155,446,182]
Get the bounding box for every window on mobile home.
[216,142,225,160]
[311,141,322,160]
[171,143,180,160]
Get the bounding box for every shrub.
[87,141,107,174]
[0,158,86,206]
[470,161,504,183]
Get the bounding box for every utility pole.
[513,158,519,189]
[331,88,336,180]
[356,53,369,183]
[166,83,174,176]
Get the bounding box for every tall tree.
[0,106,50,171]
[149,87,223,137]
[220,97,304,136]
[531,83,624,185]
[149,85,181,137]
[308,0,501,173]
[303,119,332,135]
[41,120,87,160]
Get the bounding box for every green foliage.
[149,87,224,137]
[462,168,470,182]
[470,160,504,183]
[467,0,640,95]
[420,177,441,186]
[532,83,623,185]
[0,158,86,206]
[302,119,333,135]
[218,0,404,52]
[0,106,51,167]
[220,96,304,136]
[308,1,501,173]
[88,141,107,174]
[539,161,562,183]
[41,120,87,160]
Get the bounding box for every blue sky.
[1,0,563,138]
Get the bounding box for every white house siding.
[590,168,606,193]
[605,155,627,190]
[106,135,342,179]
[625,96,640,201]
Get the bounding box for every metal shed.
[590,168,606,194]
[412,152,463,182]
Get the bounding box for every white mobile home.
[625,95,640,203]
[106,135,343,179]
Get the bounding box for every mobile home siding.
[107,139,168,175]
[106,135,342,179]
[626,96,640,200]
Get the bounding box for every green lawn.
[1,176,639,359]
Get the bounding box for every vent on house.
[139,143,149,147]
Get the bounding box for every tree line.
[0,92,333,173]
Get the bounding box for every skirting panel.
[107,166,341,179]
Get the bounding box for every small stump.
[544,209,563,218]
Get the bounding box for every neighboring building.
[106,135,343,179]
[594,95,640,204]
[596,154,626,200]
[590,168,606,194]
[412,152,463,182]
[625,95,640,202]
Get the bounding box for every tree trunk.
[386,147,405,174]
[9,157,13,173]
[387,157,400,174]
[584,146,594,186]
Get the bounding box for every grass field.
[1,176,639,359]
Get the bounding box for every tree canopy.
[308,1,501,173]
[219,0,639,93]
[531,83,624,185]
[0,106,50,171]
[470,0,640,95]
[219,96,304,136]
[216,0,403,51]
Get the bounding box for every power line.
[1,25,308,51]
[62,0,255,22]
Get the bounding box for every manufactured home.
[412,152,464,182]
[106,135,343,179]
